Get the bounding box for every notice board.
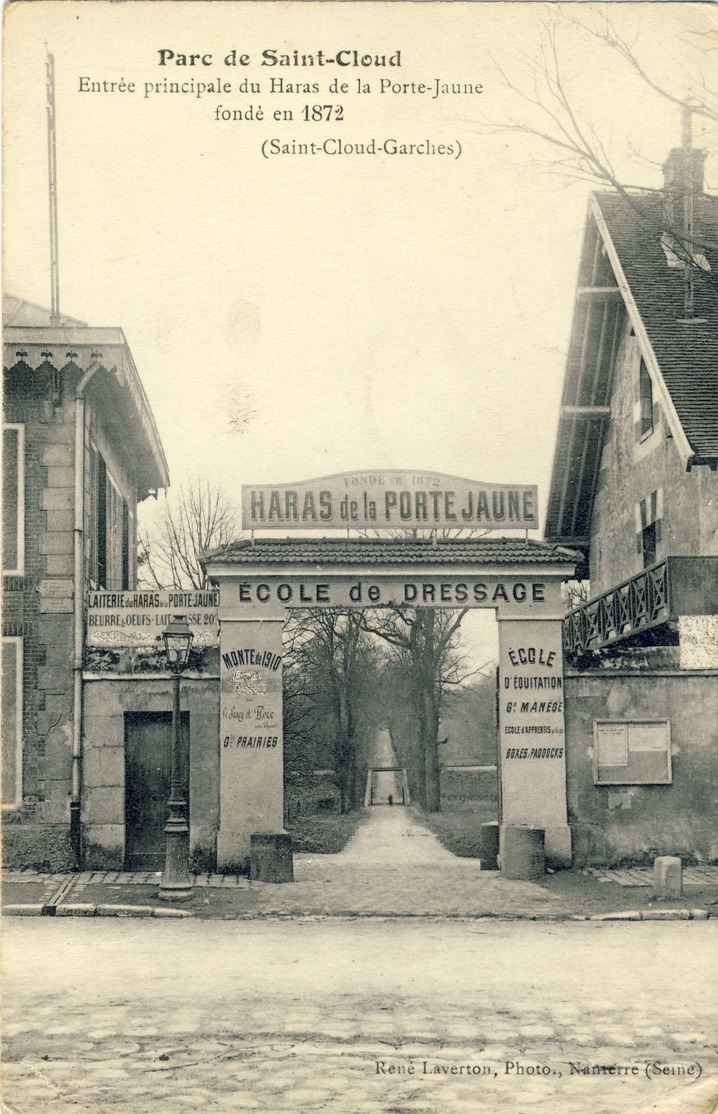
[594,720,672,785]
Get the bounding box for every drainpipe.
[71,360,100,868]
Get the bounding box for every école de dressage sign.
[241,471,538,531]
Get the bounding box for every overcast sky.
[4,1,714,662]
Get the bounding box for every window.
[594,720,671,785]
[89,447,132,590]
[639,358,654,437]
[96,454,107,587]
[2,425,24,575]
[636,490,662,570]
[641,522,657,569]
[122,500,131,590]
[106,475,122,588]
[1,638,23,808]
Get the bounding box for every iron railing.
[564,561,670,654]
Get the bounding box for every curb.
[589,908,709,921]
[2,904,711,921]
[3,903,194,919]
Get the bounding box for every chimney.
[663,148,706,224]
[662,107,707,319]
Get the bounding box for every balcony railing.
[564,561,670,655]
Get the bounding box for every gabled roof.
[597,190,718,459]
[544,185,718,547]
[3,292,86,328]
[204,536,579,571]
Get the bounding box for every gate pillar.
[216,618,286,872]
[497,618,572,867]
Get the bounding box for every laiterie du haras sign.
[241,471,538,531]
[86,589,219,647]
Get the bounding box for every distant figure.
[388,794,394,807]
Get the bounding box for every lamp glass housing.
[162,614,193,672]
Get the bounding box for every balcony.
[563,557,718,655]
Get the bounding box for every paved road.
[204,803,569,917]
[340,805,456,864]
[369,727,402,805]
[4,918,716,1114]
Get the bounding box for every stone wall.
[3,379,76,868]
[82,673,219,870]
[564,667,718,865]
[589,320,718,593]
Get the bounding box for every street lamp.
[158,614,193,900]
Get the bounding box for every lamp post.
[159,614,193,900]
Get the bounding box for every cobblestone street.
[5,810,717,1113]
[4,917,717,1114]
[5,808,717,921]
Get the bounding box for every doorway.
[124,711,189,870]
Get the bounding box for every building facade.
[544,141,718,864]
[2,295,169,868]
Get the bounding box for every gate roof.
[204,536,578,572]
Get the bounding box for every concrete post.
[216,619,288,873]
[653,856,683,899]
[497,619,571,865]
[250,832,294,883]
[479,821,499,870]
[500,825,545,880]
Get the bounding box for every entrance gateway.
[203,471,578,873]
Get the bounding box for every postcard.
[3,3,717,1113]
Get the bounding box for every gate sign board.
[217,620,285,868]
[242,471,538,531]
[224,575,562,618]
[498,619,568,834]
[86,589,219,647]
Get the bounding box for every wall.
[2,363,151,868]
[82,674,219,869]
[3,372,76,868]
[589,320,718,593]
[565,668,718,865]
[440,767,498,811]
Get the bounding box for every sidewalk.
[4,809,717,921]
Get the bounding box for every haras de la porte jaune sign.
[242,471,538,531]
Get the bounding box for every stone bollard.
[653,856,683,900]
[500,825,545,881]
[250,832,294,883]
[478,821,500,870]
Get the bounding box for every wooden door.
[124,711,189,871]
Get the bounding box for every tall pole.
[681,104,695,320]
[46,51,61,325]
[158,670,192,899]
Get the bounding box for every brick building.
[2,295,169,868]
[544,139,718,863]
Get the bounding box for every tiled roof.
[596,190,718,459]
[204,536,578,569]
[544,183,718,546]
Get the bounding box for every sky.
[4,0,715,664]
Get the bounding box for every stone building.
[544,139,718,864]
[2,295,169,868]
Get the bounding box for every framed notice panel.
[593,721,672,785]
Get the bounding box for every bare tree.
[284,609,378,812]
[137,478,239,590]
[493,9,718,292]
[562,578,590,613]
[363,607,469,812]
